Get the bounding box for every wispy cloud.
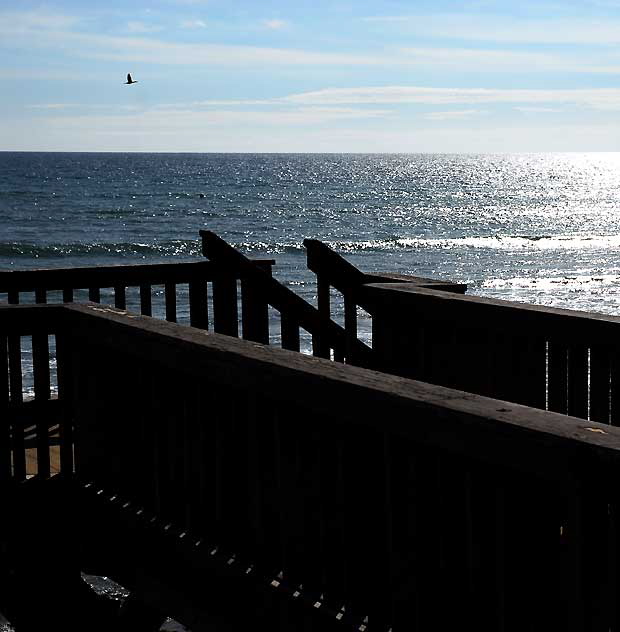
[363,13,620,45]
[424,109,487,120]
[180,19,207,29]
[262,19,288,30]
[282,86,620,110]
[515,106,563,113]
[126,21,164,34]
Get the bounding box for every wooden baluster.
[33,289,50,478]
[342,294,357,364]
[188,279,208,329]
[55,330,73,475]
[165,282,177,323]
[590,345,611,424]
[114,284,126,310]
[8,331,24,480]
[139,283,152,316]
[568,344,589,420]
[612,352,620,426]
[241,274,270,344]
[0,334,10,481]
[88,287,101,303]
[281,313,300,352]
[212,274,238,336]
[311,275,331,358]
[341,427,391,629]
[62,288,74,303]
[548,340,568,414]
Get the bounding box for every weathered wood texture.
[47,302,620,632]
[365,282,620,425]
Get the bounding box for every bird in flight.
[125,73,138,84]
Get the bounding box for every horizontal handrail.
[0,259,275,296]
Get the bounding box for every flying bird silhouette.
[125,73,138,84]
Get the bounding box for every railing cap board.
[0,303,66,334]
[0,259,276,294]
[61,303,620,488]
[363,282,620,341]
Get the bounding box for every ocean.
[2,151,620,630]
[3,151,620,318]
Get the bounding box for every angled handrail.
[200,230,374,367]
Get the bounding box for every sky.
[3,0,620,152]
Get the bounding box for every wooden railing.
[201,230,373,366]
[0,305,71,481]
[0,257,275,444]
[6,302,620,631]
[365,283,620,424]
[303,238,466,355]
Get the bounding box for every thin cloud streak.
[363,13,620,45]
[282,86,620,110]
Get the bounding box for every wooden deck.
[25,446,60,476]
[5,233,620,630]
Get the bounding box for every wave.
[2,232,618,261]
[326,234,620,252]
[481,274,620,290]
[0,240,202,258]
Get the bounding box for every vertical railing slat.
[33,290,51,478]
[241,275,270,344]
[281,313,300,352]
[55,329,73,475]
[165,282,177,323]
[590,345,611,424]
[114,284,126,310]
[0,334,10,481]
[548,341,569,414]
[139,283,152,316]
[568,344,589,420]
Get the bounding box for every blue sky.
[3,0,620,151]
